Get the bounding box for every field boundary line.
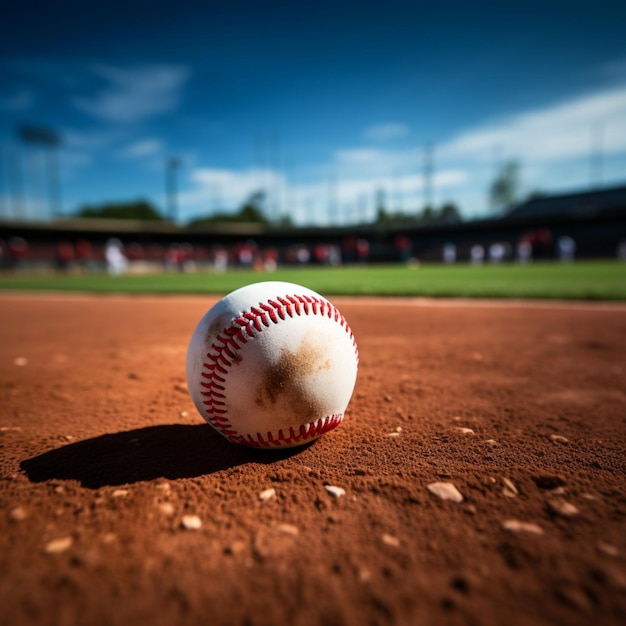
[1,291,626,312]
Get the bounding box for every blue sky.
[1,0,626,224]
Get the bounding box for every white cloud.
[73,64,191,124]
[118,139,163,159]
[440,84,626,163]
[180,163,467,225]
[363,123,409,142]
[335,148,385,164]
[178,84,626,223]
[183,167,285,214]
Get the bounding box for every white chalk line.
[1,291,625,312]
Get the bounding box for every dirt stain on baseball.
[256,339,331,420]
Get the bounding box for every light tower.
[18,123,62,219]
[165,157,182,222]
[422,142,434,212]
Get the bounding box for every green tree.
[439,203,461,223]
[238,191,267,222]
[77,200,164,221]
[187,191,270,227]
[421,206,434,222]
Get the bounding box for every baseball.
[186,281,359,448]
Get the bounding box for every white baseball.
[186,281,359,448]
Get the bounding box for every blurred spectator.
[342,236,357,264]
[470,244,484,265]
[524,228,552,260]
[165,243,182,271]
[237,241,255,268]
[618,239,626,261]
[489,242,506,264]
[394,234,412,264]
[313,243,330,265]
[126,242,145,263]
[105,238,127,276]
[443,243,456,264]
[296,245,310,265]
[75,238,94,271]
[328,244,342,266]
[263,248,278,272]
[356,238,370,264]
[55,241,75,272]
[557,236,576,262]
[213,247,228,273]
[8,236,28,270]
[516,239,532,264]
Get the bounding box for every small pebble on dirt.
[14,357,27,366]
[9,506,27,521]
[358,566,372,583]
[259,488,276,501]
[550,434,569,444]
[547,498,579,517]
[156,482,171,492]
[181,515,202,530]
[381,533,400,548]
[502,519,544,535]
[253,525,298,559]
[427,482,464,503]
[224,540,247,556]
[454,427,475,435]
[112,489,129,498]
[159,503,175,516]
[502,478,519,498]
[44,536,73,554]
[325,485,346,498]
[275,524,299,536]
[597,542,620,557]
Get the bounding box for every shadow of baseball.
[20,424,306,488]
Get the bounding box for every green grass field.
[1,261,625,300]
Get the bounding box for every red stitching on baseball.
[199,294,358,447]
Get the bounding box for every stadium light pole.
[7,145,26,219]
[165,157,181,222]
[18,123,62,219]
[0,145,6,218]
[422,142,434,212]
[327,169,337,226]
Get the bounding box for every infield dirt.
[1,294,625,626]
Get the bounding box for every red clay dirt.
[1,293,625,626]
